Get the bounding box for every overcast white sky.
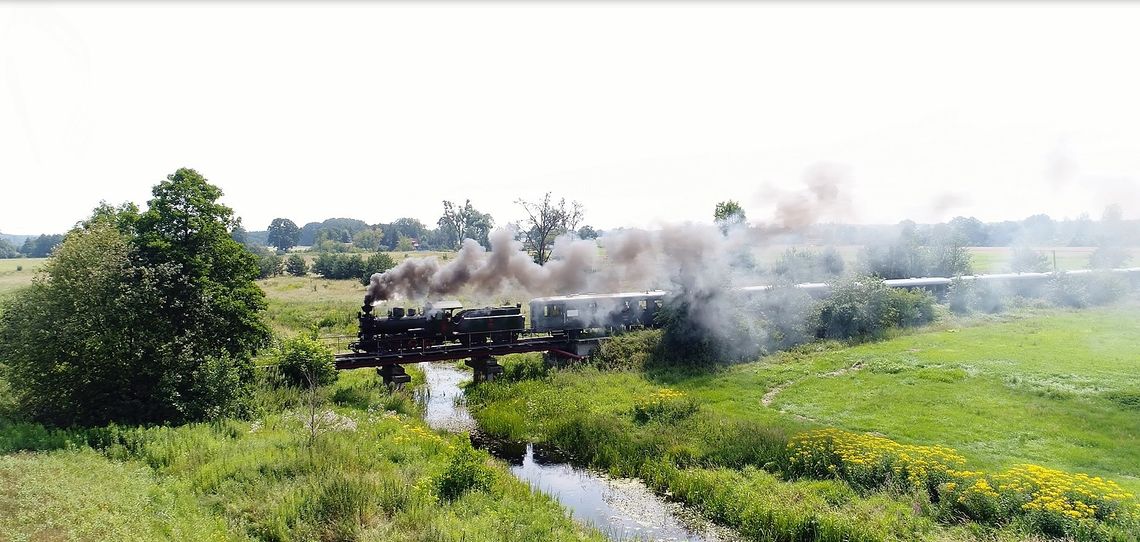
[3,2,1139,235]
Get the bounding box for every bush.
[1048,272,1088,308]
[1010,246,1049,273]
[811,277,937,341]
[947,277,973,314]
[860,235,971,279]
[750,285,816,351]
[589,329,663,370]
[273,335,338,388]
[312,253,366,280]
[360,252,396,285]
[254,248,283,279]
[1090,245,1131,269]
[1083,272,1129,306]
[285,254,308,276]
[434,440,496,501]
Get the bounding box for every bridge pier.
[377,364,412,387]
[466,355,504,383]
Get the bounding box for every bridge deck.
[334,336,599,370]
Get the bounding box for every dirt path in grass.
[761,362,865,408]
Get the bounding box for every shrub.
[1010,246,1049,273]
[859,234,971,279]
[750,285,816,351]
[1083,272,1129,306]
[947,277,973,314]
[1090,245,1131,269]
[810,277,937,341]
[434,440,496,501]
[589,329,662,370]
[1048,272,1088,308]
[285,254,308,276]
[360,252,396,285]
[273,335,337,388]
[312,253,367,280]
[254,248,283,279]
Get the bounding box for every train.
[350,268,1140,356]
[350,289,670,354]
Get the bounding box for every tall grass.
[0,368,604,541]
[467,305,1140,541]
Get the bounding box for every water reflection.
[417,362,735,542]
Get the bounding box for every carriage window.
[544,304,563,317]
[638,300,648,310]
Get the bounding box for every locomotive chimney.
[362,294,374,315]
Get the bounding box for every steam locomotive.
[352,294,526,353]
[350,290,667,355]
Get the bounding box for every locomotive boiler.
[352,295,525,354]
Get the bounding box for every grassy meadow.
[0,258,45,303]
[467,303,1140,540]
[0,367,604,541]
[2,244,1140,542]
[0,253,605,542]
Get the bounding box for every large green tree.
[0,238,17,258]
[438,199,494,249]
[266,218,301,251]
[351,227,385,251]
[0,169,270,426]
[19,234,65,257]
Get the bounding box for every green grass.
[0,369,605,542]
[467,303,1140,540]
[752,245,1139,274]
[963,246,1136,273]
[259,276,366,336]
[0,448,232,541]
[770,306,1140,491]
[257,274,538,341]
[0,258,45,302]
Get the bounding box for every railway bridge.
[332,335,602,385]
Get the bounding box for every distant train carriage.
[528,290,667,334]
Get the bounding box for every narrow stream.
[417,362,738,542]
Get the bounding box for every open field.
[0,258,46,302]
[257,274,536,339]
[468,302,1140,539]
[0,369,603,542]
[6,247,1140,541]
[965,246,1140,274]
[752,245,1139,274]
